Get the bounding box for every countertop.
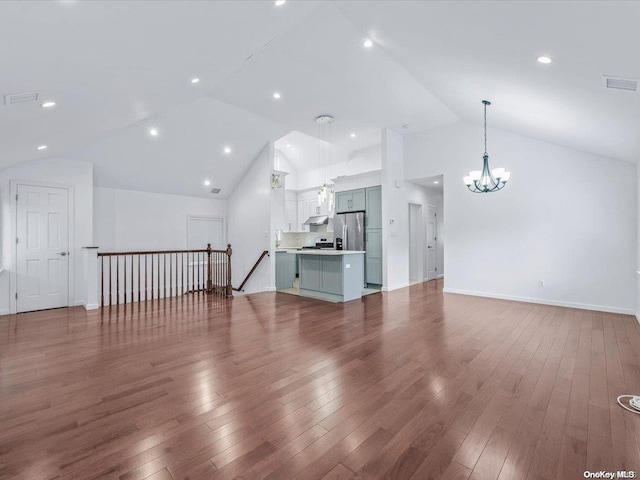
[276,249,365,256]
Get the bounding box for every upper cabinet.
[365,186,382,229]
[335,188,366,213]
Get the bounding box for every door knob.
[58,252,68,256]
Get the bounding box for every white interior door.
[16,184,70,312]
[426,205,437,280]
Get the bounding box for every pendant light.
[463,100,510,193]
[316,115,335,210]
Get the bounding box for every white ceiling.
[2,1,639,198]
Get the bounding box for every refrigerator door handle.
[342,223,348,250]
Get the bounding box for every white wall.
[405,121,636,314]
[637,165,640,321]
[94,187,226,251]
[228,143,273,293]
[382,129,409,291]
[0,157,93,314]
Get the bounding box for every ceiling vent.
[4,92,39,105]
[210,187,221,194]
[604,76,638,92]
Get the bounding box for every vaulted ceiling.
[1,1,638,198]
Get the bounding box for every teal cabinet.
[365,230,383,285]
[335,188,366,213]
[299,256,322,291]
[365,186,382,229]
[321,256,344,295]
[335,191,350,213]
[276,252,297,290]
[298,253,364,302]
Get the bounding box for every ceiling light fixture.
[350,133,356,138]
[37,145,47,150]
[363,39,373,48]
[191,78,200,84]
[286,144,291,148]
[204,180,211,186]
[463,100,510,193]
[537,56,553,64]
[41,101,56,108]
[433,181,439,184]
[224,146,232,154]
[273,92,281,99]
[149,128,158,136]
[275,0,286,5]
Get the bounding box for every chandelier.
[463,100,510,193]
[316,114,335,211]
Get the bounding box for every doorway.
[15,183,71,313]
[408,203,424,283]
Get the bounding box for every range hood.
[304,215,329,226]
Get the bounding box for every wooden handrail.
[98,248,228,256]
[233,250,270,292]
[98,244,233,307]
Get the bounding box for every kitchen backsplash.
[280,230,334,248]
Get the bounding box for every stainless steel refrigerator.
[334,211,366,286]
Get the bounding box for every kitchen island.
[276,250,365,302]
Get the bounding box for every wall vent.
[210,188,221,194]
[4,92,39,105]
[604,76,638,92]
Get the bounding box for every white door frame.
[186,215,227,249]
[407,201,424,283]
[10,180,75,314]
[426,204,437,281]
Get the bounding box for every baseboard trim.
[437,274,444,279]
[0,309,10,316]
[75,300,99,311]
[442,288,635,315]
[382,283,409,292]
[636,311,640,326]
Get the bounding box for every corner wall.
[382,129,409,291]
[227,143,274,293]
[405,121,636,314]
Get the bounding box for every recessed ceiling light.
[363,39,373,48]
[37,145,47,150]
[350,133,356,138]
[286,144,291,148]
[204,180,211,186]
[433,181,439,184]
[224,146,232,154]
[537,56,553,64]
[273,92,281,99]
[41,101,56,108]
[191,78,200,84]
[149,128,158,136]
[275,0,286,5]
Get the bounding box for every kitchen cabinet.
[365,186,382,229]
[365,229,383,285]
[285,200,297,232]
[296,251,363,302]
[365,185,382,285]
[336,188,365,213]
[276,251,297,290]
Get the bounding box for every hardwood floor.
[1,280,640,479]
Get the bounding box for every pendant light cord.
[484,101,488,156]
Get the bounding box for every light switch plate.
[346,264,350,268]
